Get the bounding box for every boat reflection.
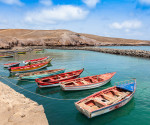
[75,98,135,125]
[36,87,61,95]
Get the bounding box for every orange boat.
[35,69,84,88]
[60,72,116,91]
[9,62,49,73]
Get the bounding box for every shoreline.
[1,46,150,59]
[0,81,49,125]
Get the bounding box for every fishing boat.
[34,49,44,53]
[9,62,49,73]
[17,51,26,54]
[23,56,50,65]
[35,69,84,88]
[4,62,20,68]
[0,55,14,58]
[18,68,65,80]
[60,72,116,91]
[75,79,136,118]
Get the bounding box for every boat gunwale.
[75,81,136,114]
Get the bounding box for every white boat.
[60,72,116,91]
[75,79,136,118]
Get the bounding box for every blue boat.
[18,68,65,80]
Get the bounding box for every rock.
[0,29,150,49]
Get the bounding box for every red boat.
[23,56,49,65]
[4,62,20,68]
[35,69,84,88]
[9,62,49,73]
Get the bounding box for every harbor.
[0,48,150,125]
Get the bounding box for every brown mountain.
[0,29,150,49]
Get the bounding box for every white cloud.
[39,0,52,6]
[111,20,142,32]
[0,0,23,5]
[82,0,100,8]
[139,0,150,5]
[25,5,89,24]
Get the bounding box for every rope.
[0,75,80,101]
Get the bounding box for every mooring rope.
[0,75,80,101]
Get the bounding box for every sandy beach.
[0,81,48,125]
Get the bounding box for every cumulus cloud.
[82,0,100,8]
[111,20,142,32]
[139,0,150,5]
[0,0,23,5]
[25,5,89,24]
[39,0,52,6]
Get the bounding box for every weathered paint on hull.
[75,93,134,118]
[11,64,48,73]
[60,78,111,91]
[20,70,65,80]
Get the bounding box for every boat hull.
[10,63,48,73]
[37,83,60,88]
[60,78,111,91]
[20,70,65,80]
[75,92,134,118]
[0,55,14,58]
[4,63,20,68]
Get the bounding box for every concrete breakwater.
[0,81,49,125]
[47,46,150,58]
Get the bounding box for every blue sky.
[0,0,150,40]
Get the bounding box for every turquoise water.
[100,46,150,51]
[0,49,150,125]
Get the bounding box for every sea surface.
[0,48,150,125]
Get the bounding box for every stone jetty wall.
[47,46,150,58]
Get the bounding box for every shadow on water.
[16,79,35,86]
[35,81,112,100]
[36,87,61,95]
[75,98,135,125]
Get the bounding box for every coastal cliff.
[0,81,49,125]
[0,29,150,49]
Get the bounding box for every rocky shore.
[0,81,48,125]
[0,29,150,49]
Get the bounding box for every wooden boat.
[60,72,116,91]
[23,56,50,65]
[34,49,44,53]
[75,79,136,118]
[4,62,20,68]
[25,57,52,65]
[0,55,14,58]
[18,68,65,80]
[9,62,49,73]
[17,51,26,54]
[35,69,84,88]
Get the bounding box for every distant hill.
[0,29,150,49]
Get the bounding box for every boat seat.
[101,94,114,101]
[94,98,107,106]
[82,80,89,85]
[107,92,129,105]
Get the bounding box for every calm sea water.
[0,48,150,125]
[99,46,150,51]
